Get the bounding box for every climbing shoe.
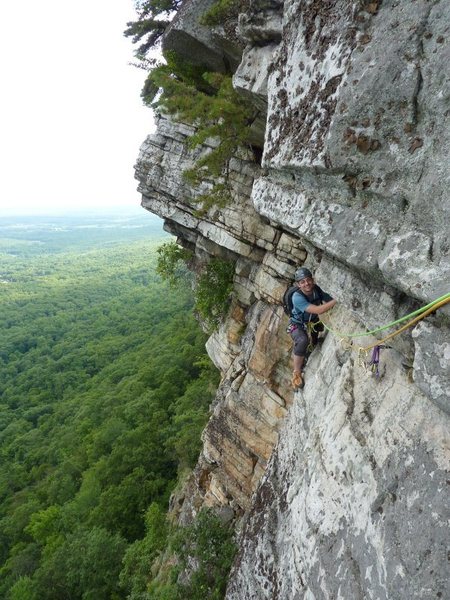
[292,370,304,390]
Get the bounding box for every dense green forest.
[0,213,227,599]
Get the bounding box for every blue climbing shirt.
[291,286,333,326]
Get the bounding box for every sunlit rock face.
[226,306,449,600]
[135,0,449,597]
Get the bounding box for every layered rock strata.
[135,0,449,597]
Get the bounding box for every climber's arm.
[305,299,336,315]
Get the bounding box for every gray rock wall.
[134,0,449,597]
[257,0,450,306]
[226,309,449,600]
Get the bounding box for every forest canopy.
[0,215,221,599]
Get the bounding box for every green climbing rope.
[359,295,450,352]
[320,292,450,340]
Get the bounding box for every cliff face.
[135,0,449,597]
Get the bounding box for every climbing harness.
[286,321,321,354]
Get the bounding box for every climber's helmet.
[294,267,313,282]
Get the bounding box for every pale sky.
[0,0,156,216]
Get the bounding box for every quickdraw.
[368,345,381,377]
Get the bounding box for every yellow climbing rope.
[317,292,450,377]
[358,295,450,352]
[319,292,450,354]
[306,321,318,352]
[320,292,450,341]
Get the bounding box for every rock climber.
[288,267,336,389]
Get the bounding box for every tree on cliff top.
[126,2,257,214]
[124,0,183,58]
[144,51,254,214]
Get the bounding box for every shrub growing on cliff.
[124,0,247,56]
[156,242,235,332]
[171,509,237,599]
[139,509,237,599]
[156,240,193,287]
[194,258,235,332]
[201,0,247,26]
[120,503,169,597]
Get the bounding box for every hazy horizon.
[0,203,151,219]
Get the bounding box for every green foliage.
[0,220,219,600]
[25,506,62,546]
[120,503,168,597]
[156,243,235,333]
[201,0,244,26]
[124,0,183,57]
[156,241,193,287]
[32,526,127,600]
[8,576,35,600]
[126,509,237,600]
[147,509,237,600]
[145,52,253,214]
[195,258,235,331]
[144,51,216,105]
[164,372,217,469]
[174,509,237,600]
